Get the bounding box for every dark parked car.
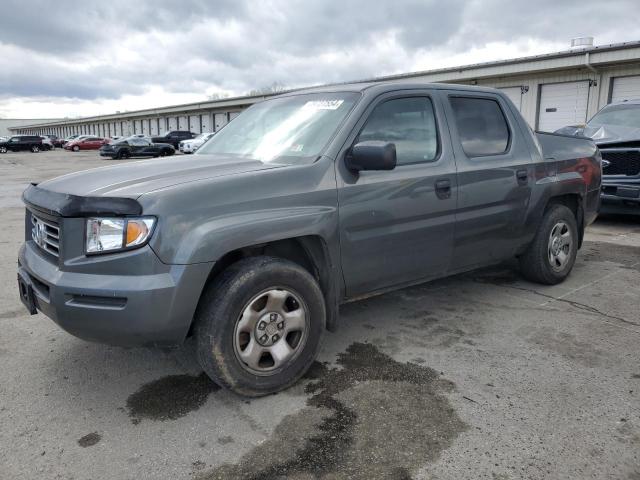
[556,100,640,215]
[0,135,44,153]
[18,83,600,396]
[99,137,175,159]
[151,130,195,148]
[42,134,64,148]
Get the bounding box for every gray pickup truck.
[18,83,601,396]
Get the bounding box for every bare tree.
[208,92,230,100]
[247,82,288,96]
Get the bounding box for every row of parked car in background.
[0,130,216,158]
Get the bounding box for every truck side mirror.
[345,141,397,173]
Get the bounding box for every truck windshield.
[588,104,640,128]
[196,92,360,163]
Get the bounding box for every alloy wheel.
[233,288,309,375]
[548,221,572,272]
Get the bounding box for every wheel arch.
[545,193,585,248]
[189,235,339,337]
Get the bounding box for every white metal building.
[0,118,60,137]
[10,40,640,137]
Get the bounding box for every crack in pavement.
[473,278,640,328]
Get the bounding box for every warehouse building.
[0,118,60,137]
[10,39,640,137]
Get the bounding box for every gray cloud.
[0,0,639,106]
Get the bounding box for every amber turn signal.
[125,219,152,247]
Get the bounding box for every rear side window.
[449,97,510,157]
[357,97,439,165]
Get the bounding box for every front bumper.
[18,241,213,346]
[179,143,195,153]
[600,180,640,216]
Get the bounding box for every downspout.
[585,51,603,120]
[584,51,599,77]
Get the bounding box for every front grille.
[601,150,640,176]
[31,213,60,257]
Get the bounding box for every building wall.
[0,118,60,137]
[394,64,640,128]
[9,43,640,136]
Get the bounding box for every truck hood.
[37,154,284,198]
[579,124,640,145]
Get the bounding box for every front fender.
[173,206,337,264]
[141,157,340,266]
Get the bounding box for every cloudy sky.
[1,0,639,119]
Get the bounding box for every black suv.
[151,131,195,148]
[0,136,44,153]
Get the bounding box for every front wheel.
[195,256,326,397]
[72,145,79,152]
[0,146,7,154]
[519,204,578,285]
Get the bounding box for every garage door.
[611,76,640,103]
[177,116,188,130]
[538,81,590,132]
[499,87,523,111]
[168,117,178,131]
[189,115,201,134]
[214,113,228,131]
[201,114,211,133]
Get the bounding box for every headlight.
[86,217,156,254]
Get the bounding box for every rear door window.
[449,96,510,157]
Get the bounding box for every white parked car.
[179,132,215,153]
[40,136,54,150]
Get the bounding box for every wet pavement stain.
[217,436,234,445]
[581,241,640,270]
[126,373,220,423]
[201,342,467,480]
[77,432,101,448]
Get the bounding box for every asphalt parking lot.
[0,149,639,480]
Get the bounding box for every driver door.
[337,92,458,297]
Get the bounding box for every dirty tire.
[519,204,578,285]
[195,256,325,397]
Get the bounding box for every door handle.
[435,178,451,200]
[516,169,528,185]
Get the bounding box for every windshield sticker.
[303,100,344,110]
[290,144,304,152]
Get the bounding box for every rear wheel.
[519,204,578,285]
[195,256,326,397]
[31,145,40,153]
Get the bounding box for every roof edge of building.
[11,39,640,130]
